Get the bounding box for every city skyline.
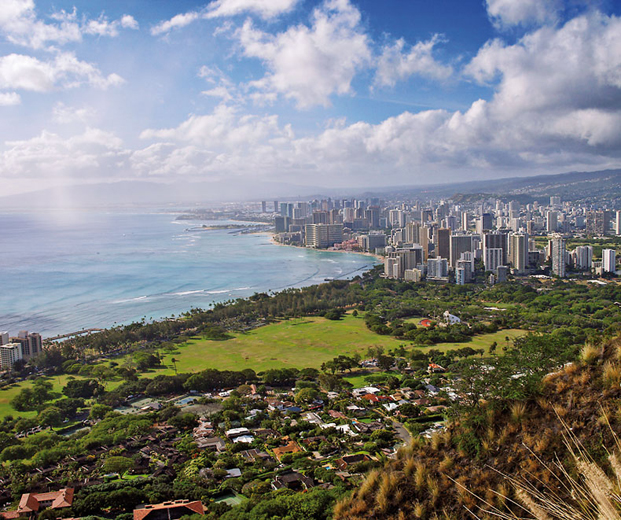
[1,0,621,199]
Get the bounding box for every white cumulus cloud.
[0,0,138,49]
[205,0,300,19]
[374,35,453,87]
[485,0,563,28]
[235,0,372,108]
[0,53,124,92]
[0,92,21,105]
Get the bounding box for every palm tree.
[171,358,178,375]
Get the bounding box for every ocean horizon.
[0,209,378,338]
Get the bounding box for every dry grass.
[603,362,621,388]
[581,343,602,365]
[356,469,380,500]
[439,455,454,472]
[510,402,528,424]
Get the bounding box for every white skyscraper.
[616,210,621,236]
[0,332,8,346]
[573,245,593,270]
[0,343,23,370]
[602,249,616,273]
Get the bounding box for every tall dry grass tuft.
[510,402,528,424]
[356,469,380,500]
[375,472,398,514]
[404,456,417,477]
[413,501,426,518]
[581,343,602,365]
[414,462,428,491]
[603,362,621,388]
[470,411,621,519]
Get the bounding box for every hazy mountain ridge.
[2,169,620,208]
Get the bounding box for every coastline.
[268,233,384,262]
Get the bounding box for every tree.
[38,406,62,428]
[63,379,103,399]
[89,404,113,420]
[295,388,319,404]
[171,357,178,375]
[102,456,134,476]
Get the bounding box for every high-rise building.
[404,268,423,282]
[480,213,493,232]
[21,332,42,359]
[436,228,451,260]
[358,233,387,252]
[427,258,448,279]
[0,343,22,370]
[461,212,469,232]
[546,211,558,233]
[273,201,279,213]
[261,201,267,213]
[509,233,529,274]
[550,196,561,207]
[455,260,472,284]
[0,332,8,346]
[274,216,288,233]
[573,245,593,270]
[305,224,343,248]
[550,234,566,277]
[483,231,508,268]
[450,234,473,268]
[496,265,509,283]
[616,211,621,236]
[384,247,424,279]
[484,248,504,272]
[586,210,612,236]
[602,249,616,273]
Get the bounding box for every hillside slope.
[334,337,621,520]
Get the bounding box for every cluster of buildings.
[0,331,41,371]
[268,196,619,282]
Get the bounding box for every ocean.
[0,210,378,338]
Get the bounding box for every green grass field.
[0,314,526,418]
[0,374,123,419]
[152,316,526,375]
[155,314,408,375]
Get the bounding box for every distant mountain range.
[3,169,620,208]
[355,168,621,203]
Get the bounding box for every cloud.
[374,35,453,87]
[0,53,124,92]
[485,0,563,28]
[0,0,138,49]
[52,102,97,124]
[151,0,299,36]
[151,12,202,36]
[235,0,372,108]
[140,104,289,147]
[0,127,126,179]
[84,15,139,37]
[0,92,21,106]
[205,0,300,19]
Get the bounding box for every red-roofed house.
[133,500,205,520]
[1,488,75,518]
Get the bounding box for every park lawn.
[153,314,408,375]
[426,328,526,354]
[343,371,395,388]
[0,374,124,419]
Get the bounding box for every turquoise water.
[0,210,377,337]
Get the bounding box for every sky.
[1,0,620,198]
